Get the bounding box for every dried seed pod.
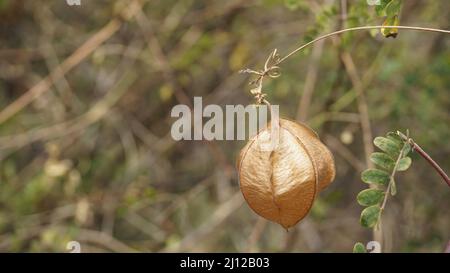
[237,119,335,229]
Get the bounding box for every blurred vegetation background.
[0,0,448,252]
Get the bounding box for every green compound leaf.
[370,152,395,171]
[362,169,391,186]
[357,189,385,206]
[360,205,381,228]
[374,137,401,158]
[353,242,367,253]
[397,156,412,171]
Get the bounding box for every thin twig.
[297,41,324,121]
[161,192,244,252]
[0,19,121,125]
[241,25,449,106]
[246,218,267,252]
[397,132,450,187]
[325,134,365,172]
[340,52,374,169]
[74,228,139,253]
[278,25,450,64]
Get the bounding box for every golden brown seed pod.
[237,119,335,229]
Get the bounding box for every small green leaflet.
[385,0,402,17]
[386,131,403,146]
[360,205,381,228]
[374,137,401,159]
[362,169,391,186]
[390,179,397,196]
[370,152,395,171]
[357,189,385,206]
[375,0,392,16]
[397,157,412,171]
[353,242,367,253]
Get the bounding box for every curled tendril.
[239,49,282,104]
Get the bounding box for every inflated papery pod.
[237,118,335,229]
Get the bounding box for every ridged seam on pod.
[237,118,335,229]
